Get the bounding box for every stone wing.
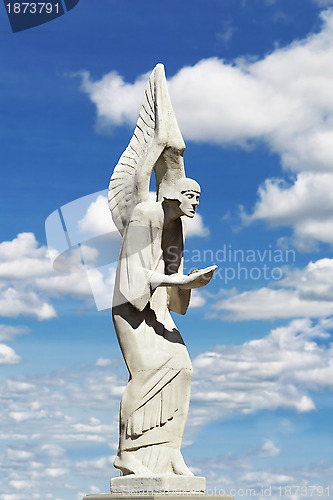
[108,64,186,234]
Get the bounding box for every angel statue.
[108,64,216,479]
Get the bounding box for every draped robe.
[112,201,193,474]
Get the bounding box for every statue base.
[82,478,234,499]
[83,496,233,500]
[110,475,206,494]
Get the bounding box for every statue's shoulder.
[131,201,163,226]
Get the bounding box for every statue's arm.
[149,265,217,290]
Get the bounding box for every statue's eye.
[186,193,194,199]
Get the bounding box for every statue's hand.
[179,265,217,289]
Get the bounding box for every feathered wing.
[108,64,186,234]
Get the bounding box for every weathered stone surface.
[110,475,206,494]
[82,496,234,500]
[108,63,217,478]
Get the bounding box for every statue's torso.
[113,201,190,375]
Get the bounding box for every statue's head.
[165,178,201,218]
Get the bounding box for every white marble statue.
[108,64,216,478]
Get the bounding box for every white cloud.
[0,233,52,280]
[95,357,113,367]
[9,410,47,422]
[0,325,29,342]
[0,344,21,365]
[80,11,333,174]
[6,381,36,392]
[75,455,115,477]
[176,450,332,498]
[190,317,333,425]
[79,69,149,127]
[243,172,333,248]
[80,12,333,249]
[9,480,35,490]
[0,286,56,320]
[1,339,332,498]
[78,195,117,237]
[214,287,333,321]
[6,449,34,461]
[44,468,67,478]
[0,233,101,320]
[260,440,281,457]
[189,290,206,308]
[186,213,210,237]
[41,445,65,458]
[85,265,116,311]
[34,273,92,299]
[241,470,293,487]
[0,361,125,499]
[213,258,333,321]
[215,19,236,46]
[283,258,333,300]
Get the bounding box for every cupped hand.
[180,265,217,289]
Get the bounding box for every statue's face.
[172,178,201,218]
[178,190,200,218]
[165,178,201,218]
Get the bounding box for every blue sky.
[1,1,333,499]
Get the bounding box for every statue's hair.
[165,178,201,201]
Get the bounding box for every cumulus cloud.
[215,19,236,46]
[84,265,116,311]
[0,325,29,342]
[75,455,115,477]
[0,361,125,498]
[6,449,34,461]
[260,440,281,457]
[0,344,21,365]
[190,449,332,498]
[242,172,333,248]
[189,290,206,308]
[80,12,333,249]
[95,357,113,367]
[0,233,98,320]
[0,220,209,319]
[78,194,117,237]
[1,326,332,498]
[213,287,333,321]
[80,11,333,174]
[213,258,333,321]
[170,449,333,497]
[190,317,333,425]
[186,213,210,237]
[0,232,55,281]
[0,286,56,320]
[282,258,333,301]
[79,70,149,127]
